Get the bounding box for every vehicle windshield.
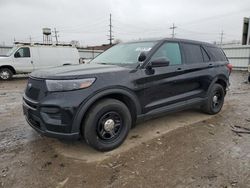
[91,41,157,65]
[6,47,18,56]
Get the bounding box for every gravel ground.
[0,71,250,188]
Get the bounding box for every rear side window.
[201,47,210,62]
[150,42,182,65]
[182,43,204,64]
[206,46,227,61]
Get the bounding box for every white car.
[0,44,80,80]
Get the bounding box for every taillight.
[226,63,233,74]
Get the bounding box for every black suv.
[23,38,231,151]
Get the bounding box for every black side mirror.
[138,52,147,62]
[14,52,21,58]
[148,58,170,68]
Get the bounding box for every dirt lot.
[0,71,250,188]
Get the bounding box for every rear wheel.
[0,68,13,80]
[82,99,132,151]
[202,84,225,115]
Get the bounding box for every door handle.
[176,67,182,71]
[31,61,33,64]
[208,63,213,67]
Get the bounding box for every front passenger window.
[150,42,182,65]
[14,47,30,58]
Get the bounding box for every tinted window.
[201,47,210,62]
[206,46,227,61]
[151,42,182,65]
[182,43,203,64]
[14,47,30,58]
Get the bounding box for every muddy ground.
[0,71,250,188]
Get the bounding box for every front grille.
[28,114,41,128]
[25,77,47,101]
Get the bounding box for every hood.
[0,56,10,64]
[30,63,131,79]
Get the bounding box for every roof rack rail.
[14,41,73,47]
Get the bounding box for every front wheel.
[201,84,225,115]
[0,68,13,80]
[82,99,132,151]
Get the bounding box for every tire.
[82,99,132,151]
[202,84,225,115]
[248,74,250,83]
[0,68,13,80]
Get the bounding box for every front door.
[13,47,33,73]
[140,42,189,113]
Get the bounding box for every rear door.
[12,47,33,73]
[180,42,213,98]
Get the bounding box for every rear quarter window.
[206,46,227,61]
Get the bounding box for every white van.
[0,44,80,80]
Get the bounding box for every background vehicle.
[0,43,80,80]
[23,38,231,151]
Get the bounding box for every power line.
[179,8,250,27]
[57,17,107,31]
[169,23,177,38]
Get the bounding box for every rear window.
[206,46,227,61]
[182,43,204,64]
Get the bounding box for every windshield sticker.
[135,47,152,52]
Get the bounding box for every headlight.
[46,78,96,92]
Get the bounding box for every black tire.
[248,74,250,83]
[83,99,132,151]
[0,68,13,80]
[202,84,225,115]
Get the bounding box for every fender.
[207,74,229,95]
[71,87,142,133]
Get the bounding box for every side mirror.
[79,58,85,64]
[148,58,170,68]
[14,52,21,58]
[138,52,147,62]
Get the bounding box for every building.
[222,45,250,70]
[0,45,12,56]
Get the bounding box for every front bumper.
[23,95,80,140]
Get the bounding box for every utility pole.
[108,14,114,45]
[54,28,59,44]
[220,30,224,47]
[170,23,177,38]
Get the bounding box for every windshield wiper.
[97,63,110,65]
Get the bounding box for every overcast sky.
[0,0,249,46]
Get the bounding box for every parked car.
[0,44,80,80]
[23,38,231,151]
